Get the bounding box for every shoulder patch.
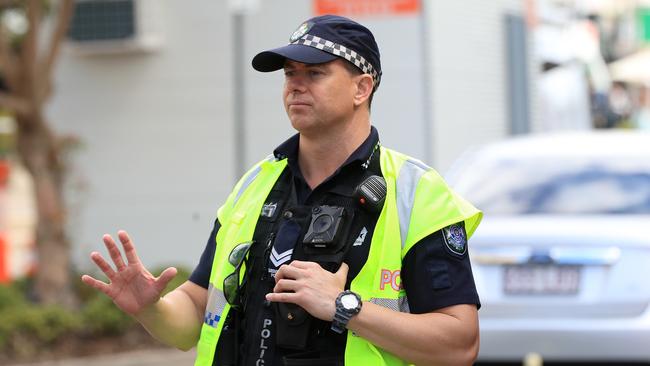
[442,223,467,256]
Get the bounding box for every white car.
[445,131,650,363]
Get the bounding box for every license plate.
[503,265,581,295]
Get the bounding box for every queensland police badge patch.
[290,21,313,42]
[443,223,467,256]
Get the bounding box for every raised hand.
[81,230,177,316]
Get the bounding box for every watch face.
[341,294,359,309]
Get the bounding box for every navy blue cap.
[252,15,382,90]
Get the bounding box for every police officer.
[82,15,482,366]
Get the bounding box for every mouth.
[287,101,311,107]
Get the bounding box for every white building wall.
[425,0,526,172]
[49,1,233,269]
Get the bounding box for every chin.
[289,116,315,131]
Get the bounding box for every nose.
[285,74,307,94]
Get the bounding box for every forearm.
[347,303,479,366]
[135,285,204,350]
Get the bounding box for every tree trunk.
[15,110,75,307]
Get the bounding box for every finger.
[154,267,178,293]
[335,262,349,283]
[275,264,303,283]
[90,251,117,280]
[102,234,127,271]
[81,274,111,295]
[266,291,299,303]
[274,278,299,293]
[288,260,319,270]
[117,230,141,266]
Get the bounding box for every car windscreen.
[456,158,650,215]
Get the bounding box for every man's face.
[283,59,359,134]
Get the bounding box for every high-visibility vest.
[194,146,482,366]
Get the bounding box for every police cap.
[252,15,382,90]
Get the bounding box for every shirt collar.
[273,126,380,172]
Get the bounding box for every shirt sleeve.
[401,223,481,314]
[188,219,221,289]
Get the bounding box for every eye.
[309,70,323,77]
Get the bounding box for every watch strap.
[331,290,362,334]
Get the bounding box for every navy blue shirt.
[190,127,480,314]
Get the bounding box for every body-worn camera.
[302,205,345,248]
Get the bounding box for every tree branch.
[39,0,73,103]
[0,23,19,91]
[0,92,31,116]
[21,0,41,98]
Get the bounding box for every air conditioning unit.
[67,0,164,54]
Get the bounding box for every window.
[460,158,650,215]
[68,0,135,42]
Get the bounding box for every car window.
[455,158,650,215]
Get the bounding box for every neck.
[298,114,371,190]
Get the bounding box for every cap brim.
[252,44,339,72]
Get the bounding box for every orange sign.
[314,0,420,17]
[0,160,9,186]
[0,233,8,283]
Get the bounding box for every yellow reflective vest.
[195,146,482,366]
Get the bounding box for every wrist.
[134,296,165,320]
[331,290,362,334]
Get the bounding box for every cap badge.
[289,21,313,43]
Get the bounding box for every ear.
[353,74,374,107]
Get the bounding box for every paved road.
[11,349,197,366]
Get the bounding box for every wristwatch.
[331,290,362,334]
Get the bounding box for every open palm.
[81,230,177,316]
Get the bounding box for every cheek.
[331,84,355,109]
[334,78,356,102]
[282,85,289,101]
[282,89,292,111]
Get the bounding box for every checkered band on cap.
[292,34,381,90]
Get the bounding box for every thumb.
[335,262,349,283]
[154,267,178,292]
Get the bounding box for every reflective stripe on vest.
[396,158,431,250]
[233,155,275,207]
[369,296,410,313]
[203,283,227,328]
